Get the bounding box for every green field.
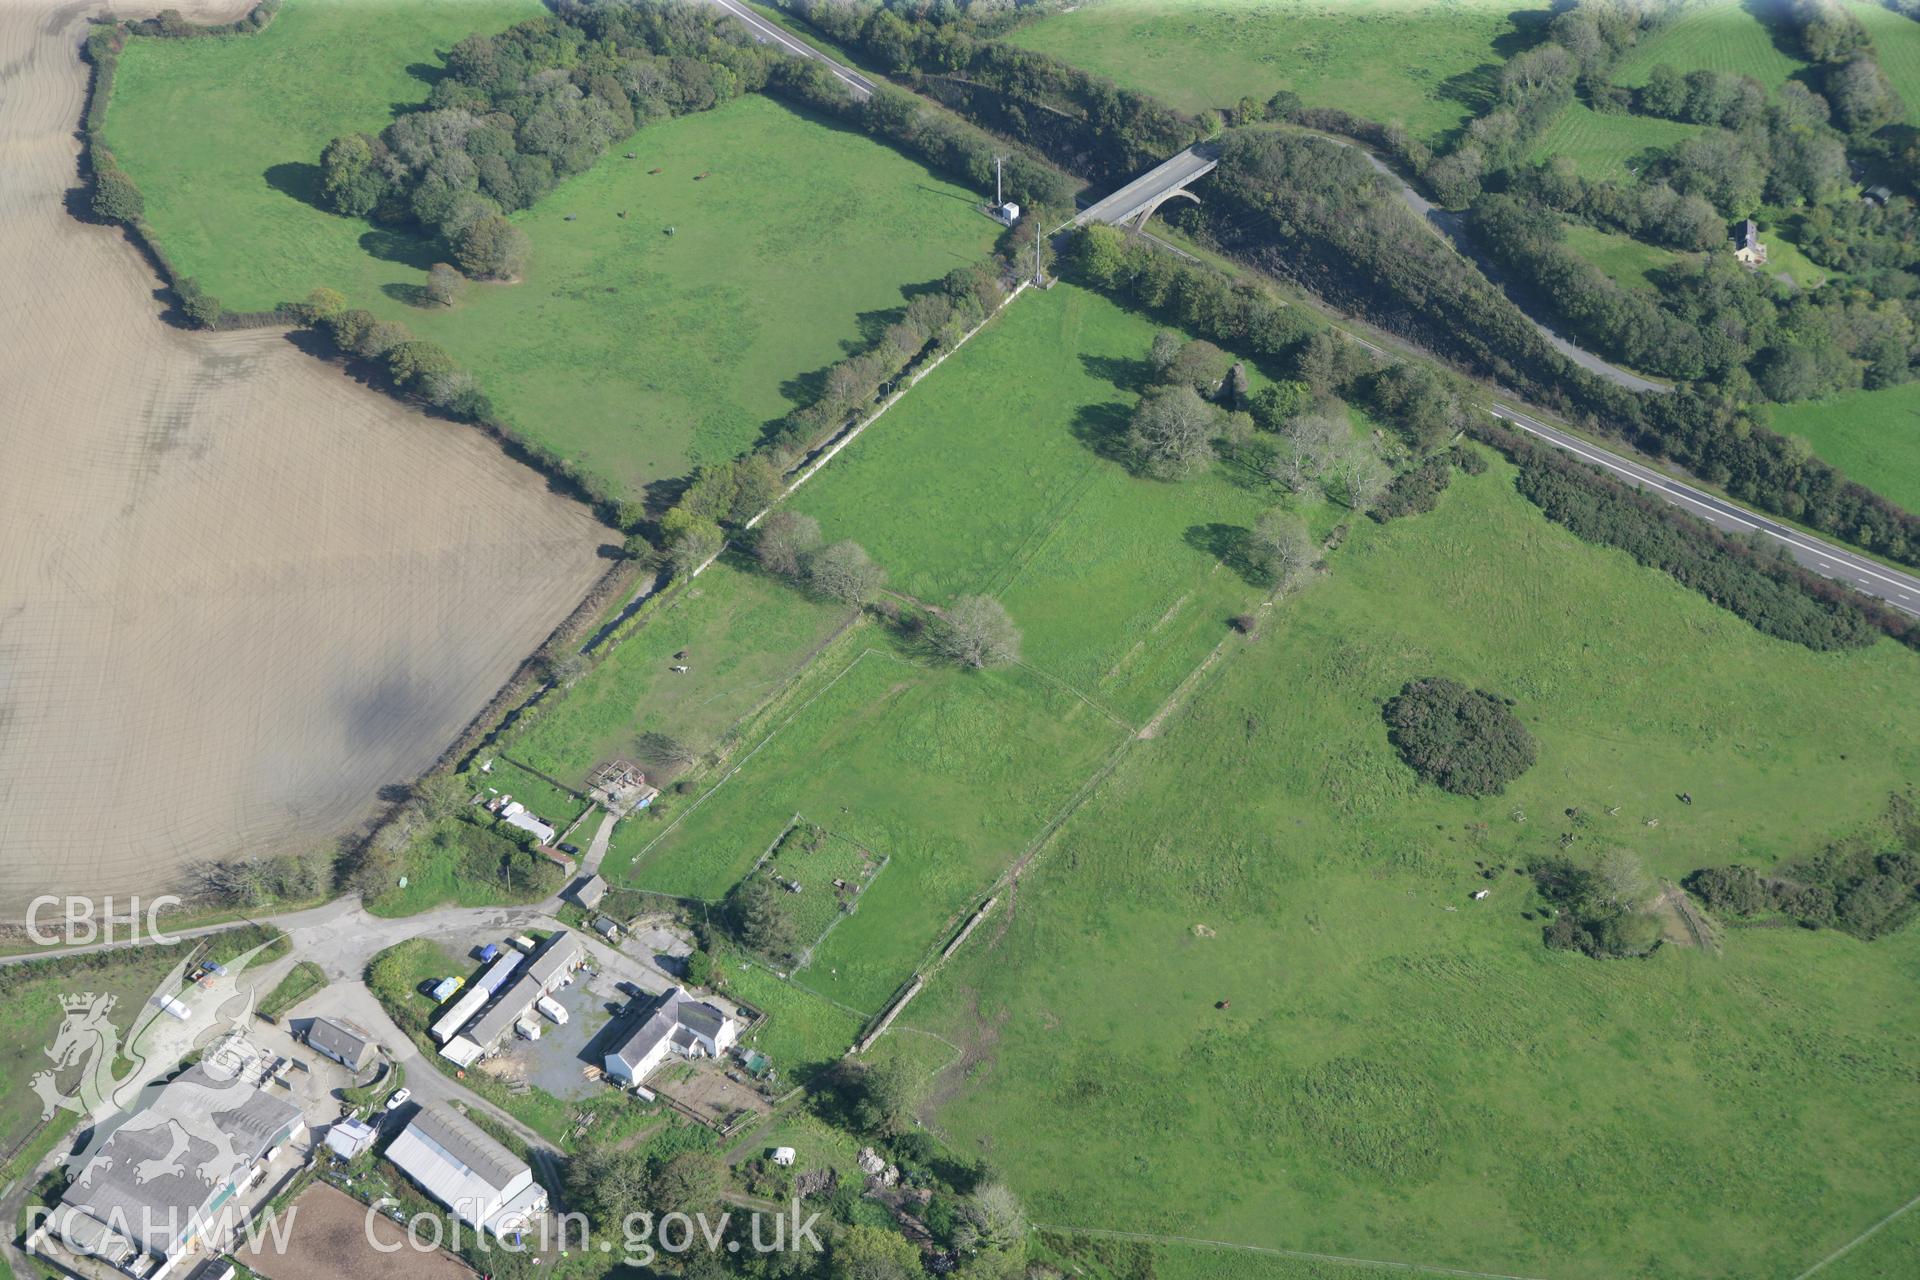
[506,563,851,789]
[1613,1,1809,89]
[1557,221,1679,291]
[364,816,564,917]
[1850,0,1920,127]
[1010,0,1541,141]
[911,452,1920,1280]
[0,947,189,1159]
[1818,1199,1920,1279]
[1766,378,1920,513]
[790,283,1295,724]
[1529,100,1699,182]
[743,819,886,964]
[626,636,1127,1009]
[573,281,1326,1011]
[258,961,327,1020]
[103,0,1001,497]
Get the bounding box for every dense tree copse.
[1687,798,1920,939]
[1531,852,1661,959]
[1382,677,1537,797]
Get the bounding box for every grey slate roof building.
[568,873,607,908]
[306,1016,375,1071]
[603,986,739,1085]
[50,1062,304,1279]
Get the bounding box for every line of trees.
[772,0,1207,185]
[1187,127,1920,567]
[1477,418,1919,653]
[1686,794,1920,939]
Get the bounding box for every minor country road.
[1492,404,1920,617]
[703,0,874,100]
[1296,129,1672,397]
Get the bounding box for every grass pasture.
[103,1,1001,497]
[0,948,188,1160]
[623,636,1127,1010]
[506,563,852,790]
[789,283,1293,724]
[1613,1,1809,90]
[740,819,887,966]
[1765,378,1920,513]
[1849,0,1920,127]
[1558,221,1679,291]
[914,455,1920,1280]
[1010,0,1543,142]
[1528,100,1699,181]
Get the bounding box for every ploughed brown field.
[0,1,608,916]
[239,1183,477,1280]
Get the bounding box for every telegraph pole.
[993,155,1005,209]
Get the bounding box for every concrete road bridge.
[1072,145,1219,231]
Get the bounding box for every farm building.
[568,873,608,909]
[1733,219,1768,267]
[430,949,523,1047]
[503,808,557,845]
[385,1107,546,1238]
[603,986,739,1086]
[325,1117,377,1160]
[306,1017,376,1071]
[487,796,558,844]
[41,1063,304,1280]
[441,931,583,1066]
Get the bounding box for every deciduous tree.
[929,595,1021,668]
[1127,384,1217,479]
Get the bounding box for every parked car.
[384,1088,411,1112]
[559,842,580,855]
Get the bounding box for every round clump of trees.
[1382,676,1536,797]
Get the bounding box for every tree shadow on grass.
[382,281,436,308]
[264,161,324,210]
[1495,8,1554,57]
[360,227,439,271]
[1079,352,1155,395]
[1068,400,1134,466]
[1434,61,1504,117]
[1746,0,1810,65]
[1185,521,1264,586]
[851,303,906,353]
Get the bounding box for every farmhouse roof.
[606,986,733,1071]
[308,1016,374,1068]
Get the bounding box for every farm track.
[0,0,607,916]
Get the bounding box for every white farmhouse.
[603,986,738,1086]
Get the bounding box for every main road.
[704,0,875,100]
[1489,404,1920,617]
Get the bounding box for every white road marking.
[1491,408,1920,608]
